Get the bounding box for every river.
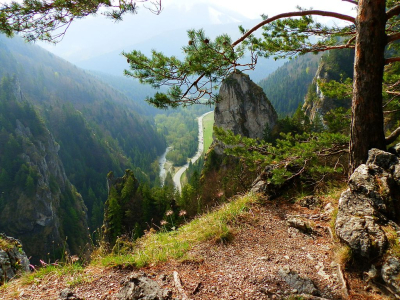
[158,111,213,192]
[158,146,172,186]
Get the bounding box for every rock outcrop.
[278,266,319,296]
[335,148,400,259]
[0,233,30,284]
[302,62,350,122]
[215,70,277,140]
[302,49,354,123]
[382,256,400,295]
[335,146,400,296]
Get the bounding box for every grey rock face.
[0,233,30,284]
[278,265,319,295]
[381,256,400,296]
[302,62,351,122]
[335,148,400,259]
[215,71,277,140]
[117,273,172,300]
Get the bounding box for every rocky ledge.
[0,233,30,285]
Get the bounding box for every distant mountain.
[0,34,166,232]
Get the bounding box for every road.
[173,111,213,192]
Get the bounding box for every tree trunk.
[350,0,387,173]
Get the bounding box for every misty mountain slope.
[88,71,162,116]
[258,53,322,116]
[0,34,166,229]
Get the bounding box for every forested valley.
[1,0,400,296]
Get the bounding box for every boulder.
[286,216,313,234]
[278,265,319,295]
[299,196,322,209]
[58,288,83,300]
[117,273,172,300]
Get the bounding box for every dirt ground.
[0,197,392,300]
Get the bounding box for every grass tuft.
[335,244,353,266]
[21,263,84,286]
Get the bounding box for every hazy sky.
[164,0,356,19]
[31,0,356,65]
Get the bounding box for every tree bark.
[350,0,387,173]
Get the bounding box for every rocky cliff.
[194,71,276,210]
[215,71,277,140]
[0,78,90,263]
[302,62,351,122]
[302,49,354,122]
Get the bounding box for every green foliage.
[22,263,84,286]
[324,107,351,135]
[314,48,354,102]
[245,12,355,59]
[103,169,177,248]
[215,126,348,186]
[59,185,88,255]
[266,105,324,144]
[124,29,248,106]
[154,106,210,167]
[0,35,167,231]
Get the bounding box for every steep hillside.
[0,34,166,230]
[303,48,354,122]
[258,53,322,116]
[0,76,89,262]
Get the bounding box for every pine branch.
[385,57,400,65]
[232,10,355,47]
[342,0,358,4]
[387,32,400,44]
[386,126,400,144]
[387,4,400,20]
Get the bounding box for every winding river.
[158,111,213,192]
[158,146,172,186]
